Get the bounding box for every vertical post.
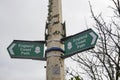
[45,0,65,80]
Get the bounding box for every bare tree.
[66,0,120,80]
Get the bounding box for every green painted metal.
[63,29,98,58]
[7,40,45,60]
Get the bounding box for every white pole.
[45,0,65,80]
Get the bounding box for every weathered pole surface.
[45,0,65,80]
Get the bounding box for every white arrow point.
[89,32,97,45]
[8,43,16,55]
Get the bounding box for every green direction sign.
[7,40,45,60]
[63,29,98,58]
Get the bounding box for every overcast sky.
[0,0,113,80]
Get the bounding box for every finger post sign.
[7,40,45,60]
[62,29,98,58]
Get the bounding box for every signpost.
[7,0,99,79]
[62,29,98,58]
[7,40,45,60]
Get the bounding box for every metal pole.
[45,0,65,80]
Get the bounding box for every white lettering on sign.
[18,44,34,48]
[20,48,31,55]
[73,34,87,42]
[18,44,34,55]
[21,52,30,55]
[20,48,31,52]
[73,34,88,49]
[75,39,86,46]
[77,44,85,49]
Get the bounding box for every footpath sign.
[62,29,98,58]
[7,40,45,60]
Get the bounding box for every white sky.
[0,0,113,80]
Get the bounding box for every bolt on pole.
[45,0,66,80]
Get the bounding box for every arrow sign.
[7,40,45,60]
[62,29,98,58]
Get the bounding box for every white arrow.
[89,32,97,45]
[8,43,16,55]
